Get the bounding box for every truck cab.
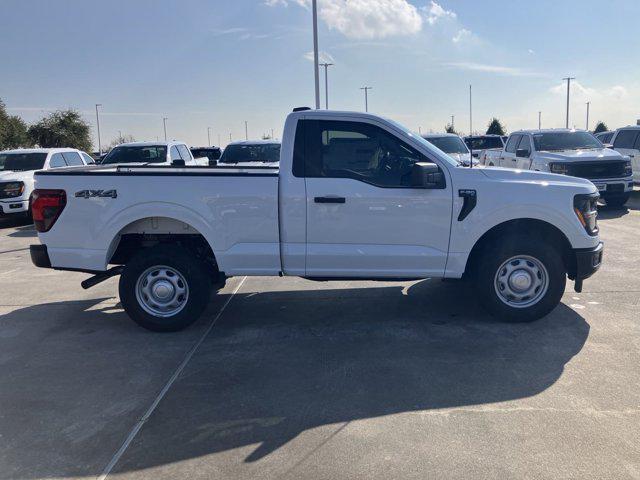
[100,141,208,166]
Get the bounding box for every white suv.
[610,126,640,184]
[0,148,94,219]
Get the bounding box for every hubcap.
[494,255,549,308]
[135,265,189,317]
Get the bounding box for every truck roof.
[422,133,461,139]
[116,141,187,147]
[0,147,79,154]
[226,140,281,146]
[512,128,591,135]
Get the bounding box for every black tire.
[474,235,566,322]
[119,245,212,332]
[603,193,630,208]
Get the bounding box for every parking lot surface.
[1,193,639,480]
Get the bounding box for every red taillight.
[31,189,66,232]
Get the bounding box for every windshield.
[465,137,504,150]
[0,152,47,171]
[219,144,280,163]
[424,136,469,154]
[101,146,167,164]
[533,132,602,151]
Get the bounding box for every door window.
[80,152,95,164]
[177,144,192,160]
[49,153,67,168]
[170,146,181,161]
[504,135,520,154]
[61,151,84,166]
[613,130,639,149]
[297,120,426,188]
[517,135,531,155]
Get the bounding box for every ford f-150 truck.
[481,129,633,207]
[29,109,603,332]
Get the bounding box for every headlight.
[550,163,568,175]
[0,182,25,198]
[624,160,632,176]
[574,193,599,236]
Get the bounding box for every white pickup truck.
[29,109,603,331]
[481,129,633,207]
[100,141,209,166]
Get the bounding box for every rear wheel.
[119,245,212,332]
[603,193,630,208]
[475,236,566,322]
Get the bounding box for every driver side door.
[302,119,453,278]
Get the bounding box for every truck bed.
[34,164,281,275]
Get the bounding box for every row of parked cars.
[421,127,637,208]
[0,139,282,220]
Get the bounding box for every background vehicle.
[463,135,505,158]
[482,129,633,207]
[30,109,602,332]
[218,140,280,166]
[100,141,208,166]
[595,131,614,145]
[190,146,222,166]
[609,126,640,183]
[0,148,93,219]
[422,133,475,166]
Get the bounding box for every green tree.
[593,121,609,134]
[444,123,456,134]
[28,109,92,151]
[486,117,506,136]
[0,99,32,149]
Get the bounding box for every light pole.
[360,86,372,112]
[95,104,102,154]
[118,130,122,144]
[244,121,248,141]
[562,77,575,129]
[451,115,455,130]
[319,62,333,109]
[469,85,473,169]
[585,102,590,131]
[312,0,320,109]
[271,128,274,140]
[162,117,168,141]
[207,127,212,146]
[538,111,542,130]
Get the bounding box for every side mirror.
[213,151,222,160]
[516,148,530,158]
[411,162,446,189]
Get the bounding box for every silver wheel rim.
[494,255,549,308]
[135,265,189,317]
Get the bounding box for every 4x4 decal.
[74,189,117,199]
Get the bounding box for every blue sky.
[1,0,639,149]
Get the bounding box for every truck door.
[299,119,453,278]
[613,129,640,183]
[501,134,520,168]
[515,135,532,169]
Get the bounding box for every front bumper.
[571,242,604,292]
[0,199,29,216]
[590,177,634,195]
[30,244,52,268]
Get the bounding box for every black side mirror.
[213,150,222,160]
[171,159,186,167]
[411,162,446,189]
[516,148,530,158]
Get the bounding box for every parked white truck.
[100,141,209,166]
[481,129,633,207]
[29,109,603,331]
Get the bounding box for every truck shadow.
[0,280,589,478]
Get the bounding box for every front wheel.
[119,246,212,332]
[475,236,566,322]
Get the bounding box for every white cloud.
[267,0,423,39]
[550,81,629,100]
[303,51,335,63]
[528,49,535,54]
[211,27,248,36]
[422,1,456,25]
[444,62,543,77]
[452,28,471,43]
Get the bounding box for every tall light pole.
[95,104,102,154]
[585,102,590,131]
[360,86,372,112]
[207,127,212,146]
[312,0,320,109]
[538,111,542,130]
[469,85,473,169]
[244,121,248,141]
[271,128,274,139]
[562,77,575,129]
[451,115,455,130]
[118,130,122,143]
[162,117,168,141]
[319,62,333,109]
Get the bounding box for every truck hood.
[480,166,596,190]
[0,170,34,182]
[534,148,625,163]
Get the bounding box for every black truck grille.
[566,161,627,179]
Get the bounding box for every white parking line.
[97,276,247,480]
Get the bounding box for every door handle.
[314,196,346,204]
